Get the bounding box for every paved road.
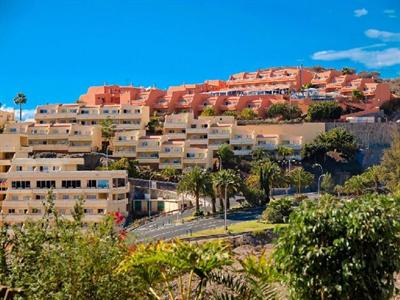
[130,207,264,242]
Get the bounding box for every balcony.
[159,150,183,158]
[187,138,208,145]
[159,162,182,169]
[233,149,252,156]
[166,133,186,140]
[137,157,159,164]
[69,145,93,153]
[31,144,69,152]
[69,134,93,141]
[183,157,207,164]
[136,143,160,152]
[230,138,254,145]
[112,150,136,158]
[208,131,231,139]
[115,123,142,130]
[186,127,208,134]
[164,121,187,129]
[282,143,302,150]
[256,143,278,150]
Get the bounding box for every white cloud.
[312,44,400,68]
[1,106,35,121]
[384,9,397,18]
[354,8,368,17]
[365,29,400,42]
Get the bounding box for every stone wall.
[325,122,400,168]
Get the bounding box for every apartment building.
[110,112,325,169]
[0,110,15,128]
[34,103,150,131]
[0,137,129,224]
[4,122,102,153]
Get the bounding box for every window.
[39,166,49,172]
[32,208,40,214]
[11,181,30,189]
[113,178,126,188]
[97,180,109,189]
[16,166,23,171]
[8,209,15,214]
[97,209,105,214]
[87,194,96,200]
[62,194,69,200]
[61,180,81,189]
[36,181,56,189]
[84,209,93,214]
[87,180,97,188]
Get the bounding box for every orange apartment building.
[77,67,393,119]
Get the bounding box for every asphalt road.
[130,206,264,242]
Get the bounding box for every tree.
[302,127,358,164]
[13,92,27,121]
[352,89,365,102]
[381,130,400,192]
[277,145,294,161]
[266,103,302,120]
[98,157,139,178]
[238,108,257,120]
[212,169,241,210]
[251,159,284,205]
[222,111,238,118]
[306,101,343,122]
[358,71,380,79]
[343,165,385,195]
[2,204,137,299]
[261,197,294,223]
[160,166,180,182]
[177,166,210,214]
[216,144,235,169]
[320,172,335,194]
[200,107,216,117]
[289,167,313,193]
[100,117,116,143]
[341,66,356,75]
[251,148,270,161]
[147,114,162,134]
[273,194,400,300]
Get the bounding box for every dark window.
[36,181,56,189]
[62,180,81,189]
[87,180,97,188]
[11,181,30,189]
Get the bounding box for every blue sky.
[0,0,399,115]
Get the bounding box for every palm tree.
[212,169,241,210]
[251,159,283,205]
[251,148,270,161]
[13,93,27,121]
[289,167,314,194]
[177,166,210,214]
[216,144,235,170]
[277,145,294,170]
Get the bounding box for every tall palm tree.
[177,166,210,214]
[251,159,283,205]
[216,144,235,170]
[13,93,27,121]
[212,169,241,210]
[289,167,314,194]
[251,148,270,161]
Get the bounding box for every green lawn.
[189,220,286,238]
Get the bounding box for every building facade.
[0,135,129,224]
[110,112,325,170]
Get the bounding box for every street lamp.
[224,184,228,231]
[317,174,326,196]
[148,173,156,218]
[312,163,323,174]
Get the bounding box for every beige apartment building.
[0,134,129,225]
[34,103,150,131]
[0,110,15,128]
[4,122,102,153]
[111,112,325,169]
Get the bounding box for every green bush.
[261,197,294,223]
[273,194,400,300]
[306,101,342,121]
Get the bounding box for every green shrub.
[261,197,294,223]
[273,194,400,300]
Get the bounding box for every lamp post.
[317,174,326,196]
[224,184,228,232]
[313,163,324,195]
[148,173,155,218]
